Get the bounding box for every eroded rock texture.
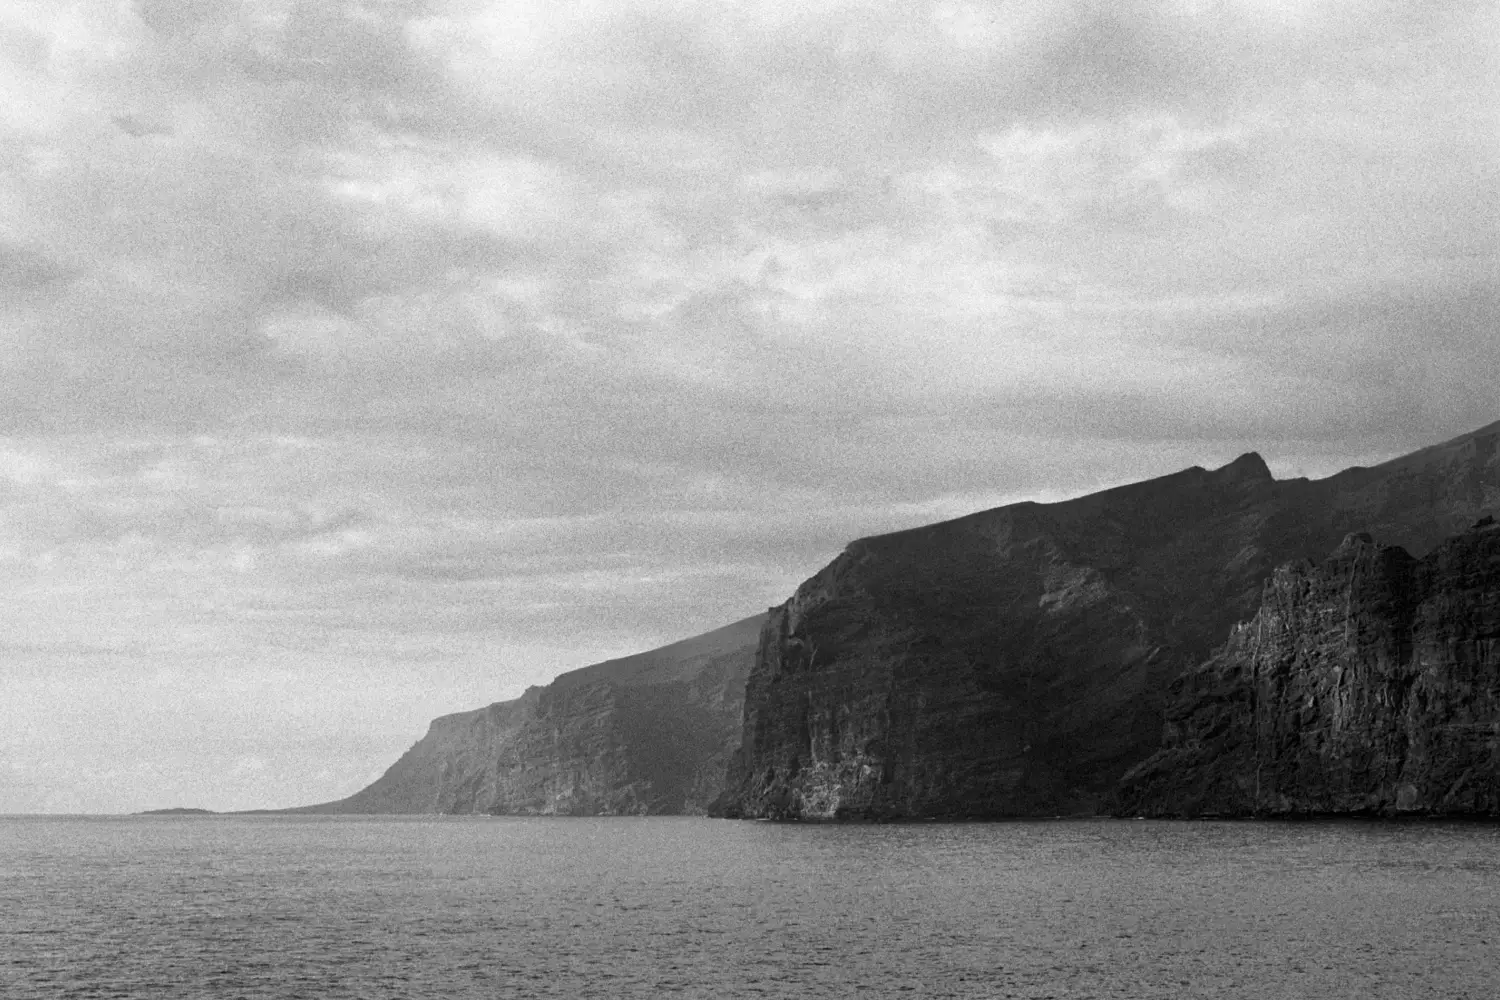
[721,421,1500,819]
[302,615,762,815]
[1115,519,1500,817]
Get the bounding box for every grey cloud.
[134,0,226,37]
[253,225,529,318]
[111,114,174,138]
[0,20,48,70]
[234,17,448,144]
[973,276,1500,454]
[14,0,1485,441]
[0,241,77,292]
[112,2,463,152]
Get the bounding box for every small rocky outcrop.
[298,614,763,815]
[1114,518,1500,817]
[136,808,216,815]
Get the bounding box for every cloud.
[5,0,1494,438]
[0,0,1494,810]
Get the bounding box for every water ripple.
[2,816,1497,998]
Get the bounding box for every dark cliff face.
[722,421,1500,819]
[300,614,763,815]
[1114,519,1500,817]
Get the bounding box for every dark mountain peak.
[1327,531,1417,571]
[1212,451,1274,485]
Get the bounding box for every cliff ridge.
[721,421,1499,819]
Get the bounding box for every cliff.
[1114,519,1500,817]
[720,420,1500,819]
[300,614,763,815]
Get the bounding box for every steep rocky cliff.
[720,421,1500,819]
[1114,519,1500,817]
[301,614,763,815]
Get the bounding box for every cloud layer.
[1,0,1495,811]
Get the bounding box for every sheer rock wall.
[1115,520,1500,817]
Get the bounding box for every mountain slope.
[1114,518,1500,817]
[300,614,764,815]
[720,421,1500,819]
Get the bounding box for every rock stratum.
[300,614,763,815]
[1114,519,1500,817]
[720,421,1500,819]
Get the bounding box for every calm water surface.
[2,816,1497,998]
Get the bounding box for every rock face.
[1115,519,1500,817]
[302,614,763,815]
[720,421,1500,819]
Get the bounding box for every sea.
[2,815,1496,999]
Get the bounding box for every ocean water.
[2,816,1497,999]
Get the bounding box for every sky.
[1,0,1496,813]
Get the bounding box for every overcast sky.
[1,0,1496,813]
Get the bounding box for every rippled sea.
[3,816,1498,998]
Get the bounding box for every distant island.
[136,807,217,815]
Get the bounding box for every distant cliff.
[1114,519,1500,817]
[300,615,763,815]
[720,421,1500,819]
